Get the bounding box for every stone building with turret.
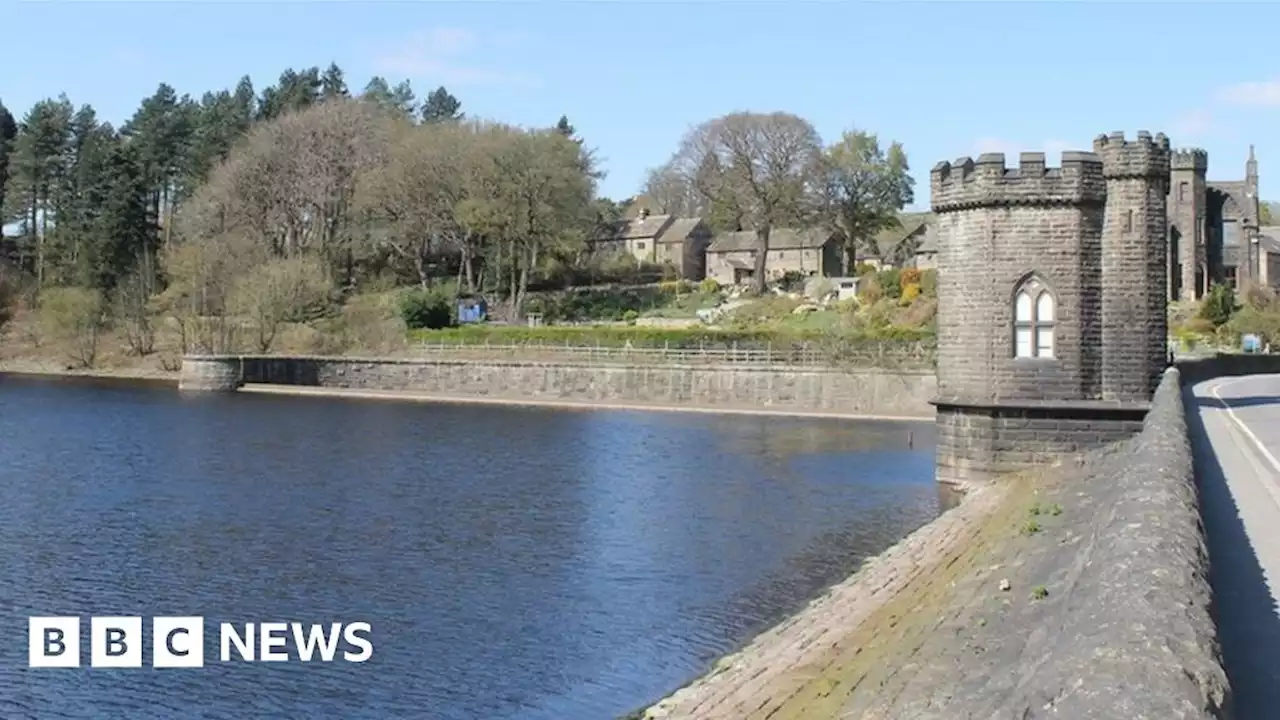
[930,131,1170,488]
[1168,146,1261,300]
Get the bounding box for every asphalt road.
[1189,374,1280,718]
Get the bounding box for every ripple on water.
[0,378,940,718]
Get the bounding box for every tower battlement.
[1092,131,1172,179]
[930,151,1105,212]
[1170,148,1208,172]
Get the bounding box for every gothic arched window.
[1014,279,1055,359]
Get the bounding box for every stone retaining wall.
[179,355,937,418]
[641,366,1230,719]
[993,366,1227,718]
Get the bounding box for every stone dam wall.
[643,366,1229,719]
[178,355,937,418]
[980,366,1226,719]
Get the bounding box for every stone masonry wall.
[934,404,1144,489]
[932,151,1106,403]
[992,367,1227,718]
[180,355,938,418]
[1095,131,1171,403]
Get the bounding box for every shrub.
[39,286,107,367]
[334,292,409,354]
[858,274,884,304]
[399,286,455,330]
[854,262,878,277]
[230,256,335,352]
[876,268,902,300]
[0,265,17,331]
[622,309,639,323]
[919,269,938,297]
[900,283,921,305]
[900,268,922,287]
[699,278,721,294]
[1199,283,1238,327]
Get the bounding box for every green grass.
[640,291,721,319]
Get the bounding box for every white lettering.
[342,622,373,662]
[290,623,341,662]
[220,623,254,662]
[259,622,288,662]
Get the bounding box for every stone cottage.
[590,209,711,281]
[704,228,841,286]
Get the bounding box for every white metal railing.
[413,338,935,367]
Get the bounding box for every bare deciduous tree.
[228,255,333,352]
[353,121,474,289]
[639,162,708,217]
[667,112,823,292]
[458,124,596,315]
[182,99,401,273]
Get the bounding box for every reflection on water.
[0,376,941,719]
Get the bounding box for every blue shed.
[457,297,488,324]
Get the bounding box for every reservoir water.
[0,376,941,719]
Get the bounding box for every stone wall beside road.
[641,366,1230,719]
[179,355,937,418]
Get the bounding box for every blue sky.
[4,2,1279,208]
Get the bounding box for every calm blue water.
[0,376,941,719]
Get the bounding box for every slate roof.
[1258,226,1280,254]
[594,213,675,243]
[658,217,705,244]
[707,228,835,253]
[873,212,933,257]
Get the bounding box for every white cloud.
[1217,80,1280,108]
[372,28,538,88]
[971,137,1073,162]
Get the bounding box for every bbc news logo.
[28,617,373,668]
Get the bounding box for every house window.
[777,251,785,259]
[1013,279,1056,359]
[1179,181,1188,202]
[637,242,646,250]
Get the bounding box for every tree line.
[0,59,918,359]
[639,112,915,292]
[0,63,509,297]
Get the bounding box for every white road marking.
[1208,376,1280,512]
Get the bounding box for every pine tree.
[0,100,16,227]
[91,140,155,292]
[320,62,349,101]
[420,86,462,123]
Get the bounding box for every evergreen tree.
[8,96,73,288]
[91,141,155,292]
[258,67,322,121]
[0,100,16,227]
[361,77,417,120]
[420,86,462,123]
[320,62,349,101]
[55,105,116,284]
[555,115,575,138]
[122,83,195,252]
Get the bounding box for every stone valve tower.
[929,131,1171,488]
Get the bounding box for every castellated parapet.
[931,130,1169,489]
[1170,148,1208,172]
[930,151,1106,211]
[1092,131,1172,179]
